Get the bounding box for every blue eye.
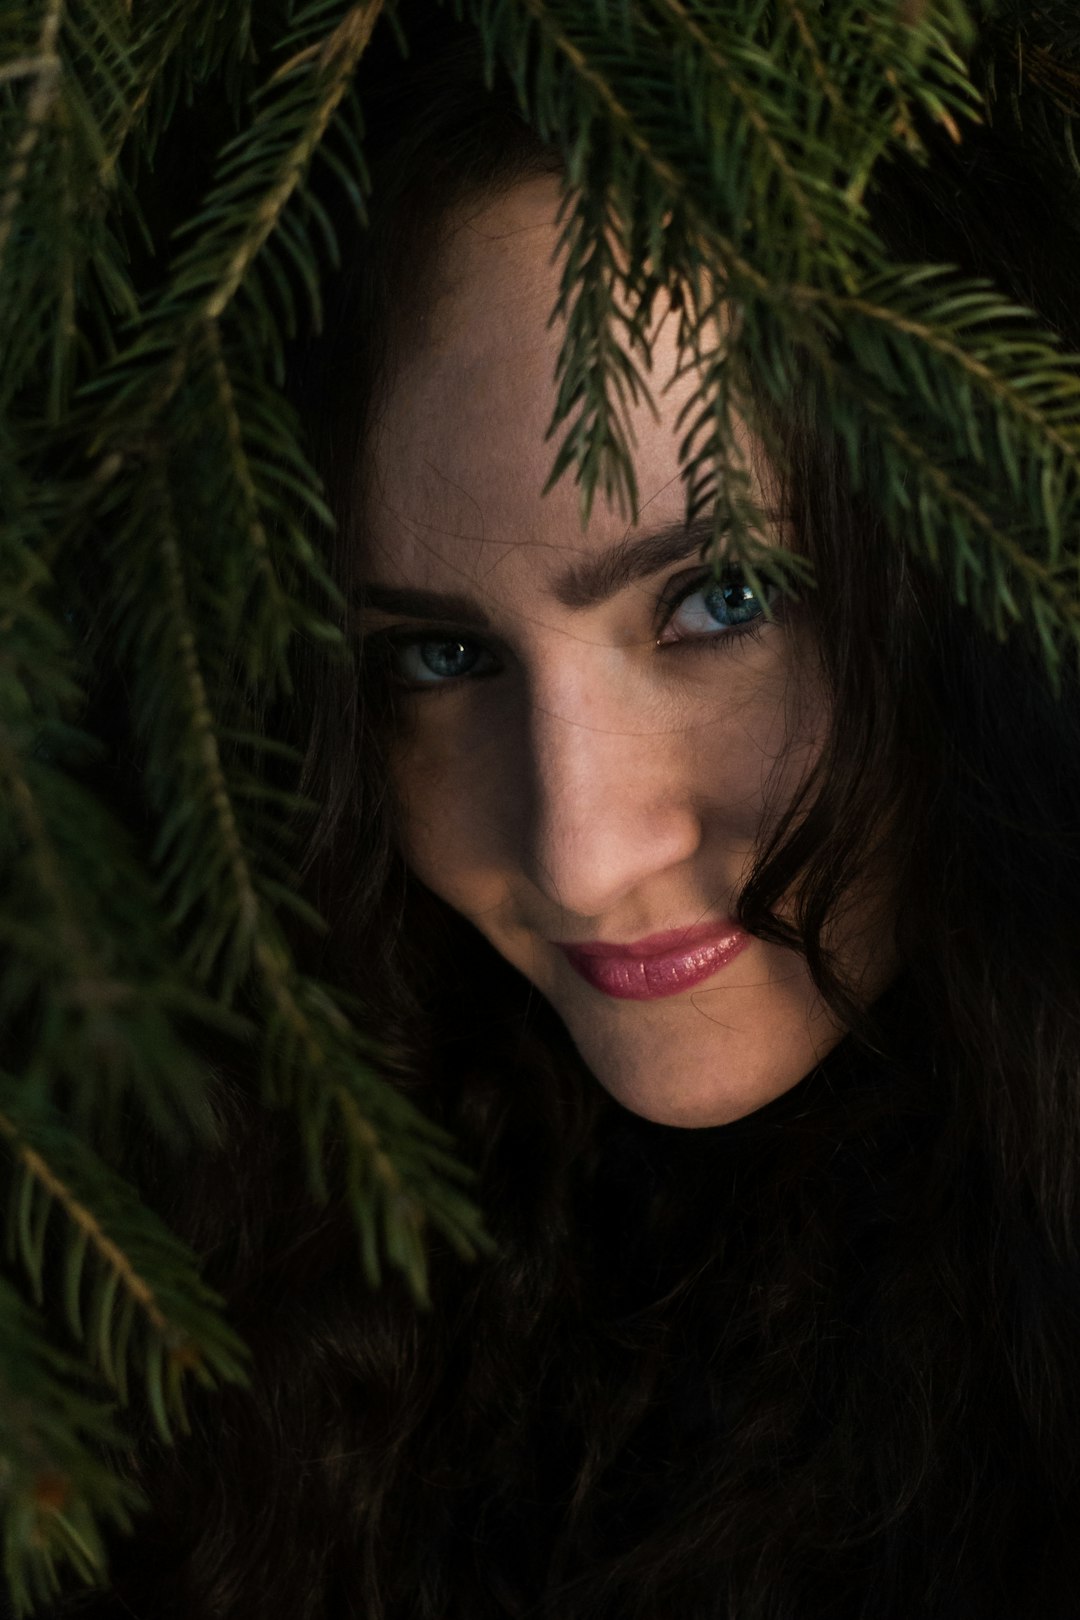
[662,565,769,641]
[375,633,498,688]
[403,638,491,682]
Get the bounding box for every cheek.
[388,719,507,912]
[685,646,830,847]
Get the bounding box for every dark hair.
[60,9,1080,1618]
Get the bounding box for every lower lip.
[558,929,753,1001]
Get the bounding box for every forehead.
[364,175,734,591]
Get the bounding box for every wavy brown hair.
[55,8,1080,1618]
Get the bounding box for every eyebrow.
[359,513,729,629]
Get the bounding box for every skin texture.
[361,175,896,1127]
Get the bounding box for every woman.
[56,10,1080,1620]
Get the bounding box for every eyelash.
[366,567,777,694]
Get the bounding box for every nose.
[515,671,703,923]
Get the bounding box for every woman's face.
[361,175,896,1127]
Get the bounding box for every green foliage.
[0,1274,145,1616]
[1,0,1078,1609]
[0,1096,251,1421]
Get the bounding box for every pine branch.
[77,0,384,464]
[261,974,496,1307]
[465,0,983,541]
[193,315,342,695]
[0,713,230,1148]
[0,1102,250,1431]
[0,0,62,282]
[0,1276,144,1618]
[195,3,379,328]
[149,448,267,996]
[97,1,258,188]
[815,355,1080,660]
[656,0,828,249]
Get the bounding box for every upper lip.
[555,919,741,960]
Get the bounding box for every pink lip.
[557,919,742,959]
[556,923,753,1002]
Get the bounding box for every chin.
[596,1073,799,1130]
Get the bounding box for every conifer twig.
[0,0,62,282]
